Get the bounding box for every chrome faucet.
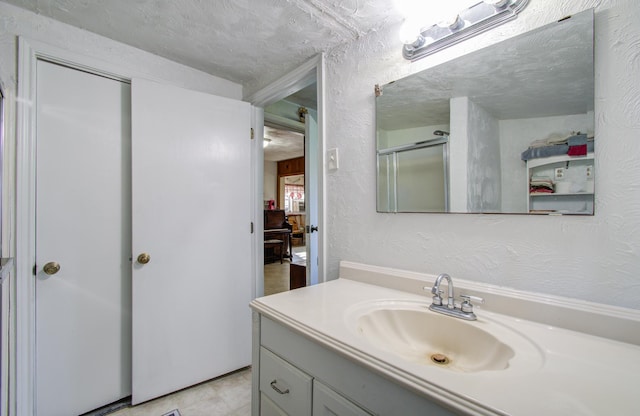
[431,273,455,309]
[425,273,484,321]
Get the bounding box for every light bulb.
[431,1,478,24]
[437,14,463,29]
[484,0,510,7]
[399,18,422,45]
[396,1,480,43]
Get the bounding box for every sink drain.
[430,353,450,365]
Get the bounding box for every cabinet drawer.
[260,347,312,416]
[314,380,373,416]
[260,392,288,416]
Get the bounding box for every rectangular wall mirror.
[376,9,594,215]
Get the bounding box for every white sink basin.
[345,300,544,373]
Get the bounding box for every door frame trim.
[16,37,259,416]
[15,37,165,415]
[246,54,327,298]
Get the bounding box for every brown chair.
[289,215,305,247]
[264,239,285,264]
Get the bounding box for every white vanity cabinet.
[527,153,594,214]
[313,381,373,416]
[252,313,456,416]
[259,345,371,416]
[259,347,312,416]
[260,394,288,416]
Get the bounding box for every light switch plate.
[327,148,339,171]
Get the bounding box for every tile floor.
[263,261,290,296]
[264,246,305,296]
[106,246,305,416]
[109,367,251,416]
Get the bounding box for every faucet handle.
[460,294,484,303]
[425,285,437,295]
[425,286,443,306]
[460,294,484,313]
[423,285,440,295]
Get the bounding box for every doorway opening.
[262,89,315,295]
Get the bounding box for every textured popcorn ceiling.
[1,0,404,95]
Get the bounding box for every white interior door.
[131,78,253,404]
[305,110,319,285]
[35,60,132,416]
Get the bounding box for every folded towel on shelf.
[529,175,554,194]
[567,134,588,156]
[521,133,593,161]
[527,133,571,148]
[530,187,554,194]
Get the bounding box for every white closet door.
[131,78,252,404]
[35,60,132,416]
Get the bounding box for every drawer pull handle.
[270,380,290,395]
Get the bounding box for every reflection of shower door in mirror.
[377,141,448,213]
[397,146,447,212]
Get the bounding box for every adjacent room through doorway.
[263,124,305,296]
[262,82,317,295]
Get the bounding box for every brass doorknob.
[43,262,61,275]
[137,253,151,265]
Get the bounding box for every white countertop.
[251,274,640,415]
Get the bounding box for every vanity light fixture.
[401,0,529,61]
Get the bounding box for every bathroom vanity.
[255,315,453,416]
[250,262,640,415]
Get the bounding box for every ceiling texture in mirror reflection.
[376,9,594,215]
[377,11,594,133]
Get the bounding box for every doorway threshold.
[79,397,131,416]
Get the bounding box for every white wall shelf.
[530,192,594,197]
[527,152,594,215]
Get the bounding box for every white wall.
[467,99,501,213]
[325,0,640,310]
[263,161,278,202]
[450,97,502,212]
[449,97,469,212]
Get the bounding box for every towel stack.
[567,135,588,156]
[530,176,554,194]
[520,132,594,161]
